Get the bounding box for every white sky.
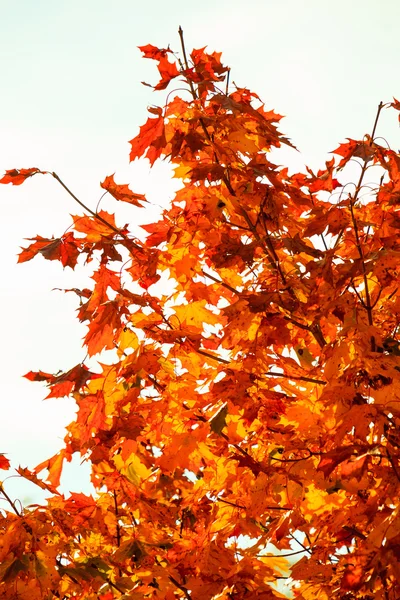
[1,0,399,506]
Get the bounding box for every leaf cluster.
[1,31,400,600]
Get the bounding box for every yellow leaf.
[173,300,220,330]
[112,452,151,486]
[117,328,138,354]
[126,454,152,486]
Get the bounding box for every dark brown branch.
[256,549,310,558]
[169,574,192,600]
[387,448,400,483]
[202,269,240,295]
[106,578,125,595]
[217,497,246,510]
[349,201,374,341]
[0,483,21,516]
[51,172,142,250]
[333,101,383,256]
[197,348,230,364]
[290,533,313,555]
[178,26,198,101]
[264,371,326,385]
[113,491,121,548]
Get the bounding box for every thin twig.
[113,491,121,548]
[51,172,142,250]
[169,574,192,600]
[178,26,198,100]
[333,101,383,253]
[264,371,326,385]
[387,448,400,483]
[290,533,313,555]
[106,578,125,595]
[197,348,230,364]
[256,548,310,558]
[217,497,291,511]
[0,483,21,516]
[202,269,240,295]
[349,200,374,342]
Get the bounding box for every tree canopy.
[1,29,400,600]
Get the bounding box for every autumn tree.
[1,28,400,600]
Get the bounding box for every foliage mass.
[1,29,400,600]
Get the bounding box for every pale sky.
[1,0,399,506]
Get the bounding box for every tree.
[1,27,400,600]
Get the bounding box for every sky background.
[0,0,399,507]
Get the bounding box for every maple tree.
[2,27,400,600]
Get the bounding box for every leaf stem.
[0,482,21,516]
[51,172,142,249]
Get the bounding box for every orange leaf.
[34,450,66,488]
[18,232,80,268]
[154,56,180,90]
[101,174,147,207]
[0,454,10,470]
[0,167,41,185]
[129,115,165,165]
[16,466,60,494]
[72,210,118,241]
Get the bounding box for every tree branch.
[169,574,192,600]
[264,371,326,385]
[51,172,142,250]
[0,482,21,516]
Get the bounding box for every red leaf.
[24,370,53,382]
[24,364,100,398]
[84,302,122,356]
[0,168,41,185]
[138,44,171,60]
[0,454,10,470]
[154,56,180,90]
[101,174,147,207]
[332,138,377,168]
[141,219,171,246]
[390,97,400,122]
[18,233,80,268]
[318,446,359,477]
[129,115,165,165]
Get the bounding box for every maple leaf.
[332,137,378,168]
[18,232,80,268]
[138,43,172,60]
[34,450,67,488]
[0,167,41,185]
[25,364,101,398]
[154,56,180,90]
[0,454,10,470]
[390,97,400,122]
[101,174,147,207]
[72,210,118,242]
[16,466,60,494]
[129,114,165,165]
